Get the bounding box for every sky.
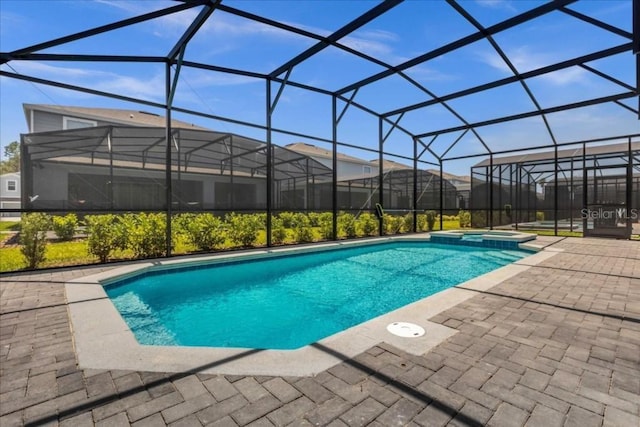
[1,0,638,176]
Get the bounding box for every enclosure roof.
[473,139,640,167]
[370,158,412,170]
[22,125,333,182]
[1,0,639,160]
[285,143,371,165]
[425,169,471,183]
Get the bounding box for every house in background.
[285,142,375,180]
[287,143,458,212]
[19,104,458,214]
[21,104,336,212]
[426,170,471,210]
[23,104,209,133]
[0,172,21,217]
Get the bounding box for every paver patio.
[1,237,639,426]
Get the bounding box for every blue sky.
[1,0,638,175]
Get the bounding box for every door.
[583,165,631,238]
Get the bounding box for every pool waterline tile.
[65,235,557,377]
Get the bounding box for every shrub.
[417,213,427,231]
[471,210,487,228]
[292,213,314,243]
[120,213,167,259]
[20,213,51,269]
[180,213,226,251]
[307,212,322,227]
[402,213,414,233]
[458,210,471,228]
[172,213,194,237]
[271,216,288,244]
[338,212,357,238]
[316,212,334,240]
[226,213,262,247]
[254,212,267,228]
[357,212,378,236]
[52,213,78,241]
[536,211,545,221]
[278,212,297,228]
[425,210,437,231]
[383,214,402,235]
[85,214,126,263]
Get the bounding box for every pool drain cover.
[386,322,425,338]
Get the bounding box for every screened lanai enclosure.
[21,126,455,213]
[21,126,336,211]
[0,0,638,270]
[471,137,640,238]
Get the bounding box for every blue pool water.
[106,242,530,350]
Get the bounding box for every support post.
[378,117,384,236]
[332,96,338,240]
[165,63,173,257]
[570,157,574,232]
[634,0,640,118]
[628,137,633,238]
[554,145,559,236]
[489,154,494,229]
[439,161,444,230]
[266,79,273,246]
[413,137,418,232]
[515,163,520,229]
[108,129,114,211]
[582,143,588,237]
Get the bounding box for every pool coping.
[65,235,561,377]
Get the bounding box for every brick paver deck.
[1,237,639,426]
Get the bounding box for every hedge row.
[17,210,456,269]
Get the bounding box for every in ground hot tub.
[429,230,536,249]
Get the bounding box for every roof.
[23,126,333,182]
[369,158,412,170]
[473,140,640,167]
[23,104,209,131]
[426,169,471,183]
[285,143,372,165]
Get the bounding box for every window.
[63,116,97,130]
[7,180,16,191]
[363,166,372,176]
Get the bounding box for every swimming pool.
[105,241,530,350]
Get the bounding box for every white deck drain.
[386,322,425,338]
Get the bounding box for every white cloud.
[10,60,262,103]
[10,61,97,78]
[93,0,171,15]
[10,61,164,100]
[179,70,261,87]
[477,47,588,85]
[340,35,394,58]
[87,0,405,71]
[405,64,457,83]
[475,0,516,12]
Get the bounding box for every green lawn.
[0,240,95,272]
[0,221,20,232]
